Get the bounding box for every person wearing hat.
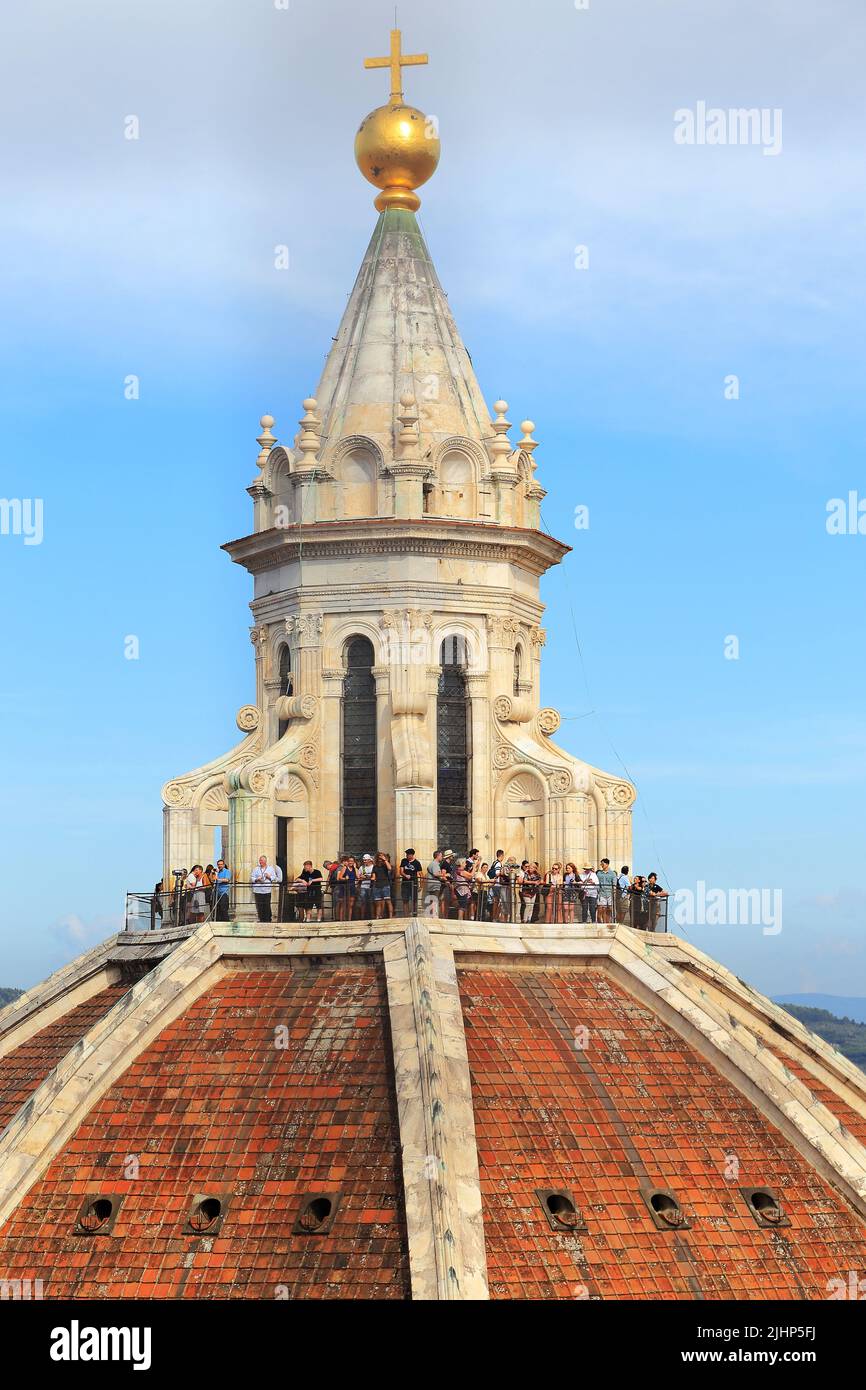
[357,853,374,917]
[577,863,599,923]
[440,850,456,917]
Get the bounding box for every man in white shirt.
[251,855,277,923]
[577,864,599,924]
[357,854,375,916]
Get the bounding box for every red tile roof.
[0,985,129,1132]
[763,1043,866,1147]
[458,964,866,1300]
[0,964,408,1299]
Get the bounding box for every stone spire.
[311,208,495,464]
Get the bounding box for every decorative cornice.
[224,518,570,580]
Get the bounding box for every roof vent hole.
[300,1197,332,1231]
[650,1191,686,1227]
[536,1187,586,1233]
[745,1188,786,1226]
[74,1194,123,1235]
[79,1197,114,1232]
[293,1191,341,1235]
[545,1193,578,1228]
[189,1196,222,1232]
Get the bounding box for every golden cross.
[364,29,428,103]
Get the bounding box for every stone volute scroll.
[492,694,533,725]
[381,609,434,786]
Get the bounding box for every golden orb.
[355,102,440,212]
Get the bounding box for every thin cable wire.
[540,504,677,917]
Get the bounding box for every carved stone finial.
[518,420,538,457]
[489,399,513,468]
[297,397,321,466]
[397,391,420,453]
[256,414,276,469]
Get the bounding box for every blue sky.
[0,0,864,995]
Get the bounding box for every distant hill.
[778,1004,866,1073]
[775,994,866,1025]
[0,987,23,1009]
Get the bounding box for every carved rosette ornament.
[605,781,636,809]
[236,705,261,733]
[163,781,191,807]
[493,743,515,769]
[537,707,561,736]
[493,695,513,721]
[298,743,318,769]
[549,769,572,794]
[248,768,271,795]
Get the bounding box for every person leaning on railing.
[424,849,444,917]
[596,858,617,925]
[150,880,165,932]
[184,865,208,925]
[544,863,563,923]
[356,854,374,916]
[214,859,232,921]
[628,874,649,931]
[577,864,599,923]
[399,848,422,913]
[520,862,542,923]
[453,858,474,920]
[473,861,490,921]
[646,872,668,933]
[298,860,324,922]
[250,855,277,923]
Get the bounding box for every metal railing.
[125,874,669,933]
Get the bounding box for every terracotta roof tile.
[458,965,866,1300]
[0,964,409,1299]
[0,985,129,1132]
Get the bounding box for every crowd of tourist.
[155,850,668,932]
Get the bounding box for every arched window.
[277,645,293,739]
[437,636,470,851]
[340,450,377,518]
[439,451,475,519]
[342,637,377,854]
[513,645,522,696]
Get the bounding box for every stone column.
[465,672,492,861]
[372,663,396,853]
[319,667,344,855]
[162,803,196,884]
[529,625,546,707]
[485,615,520,698]
[391,463,428,519]
[227,775,275,922]
[249,625,268,711]
[285,613,324,697]
[490,470,518,526]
